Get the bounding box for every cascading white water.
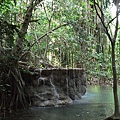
[50,75,59,107]
[66,77,69,96]
[39,69,42,76]
[77,70,81,92]
[37,77,47,101]
[65,70,69,96]
[73,70,76,99]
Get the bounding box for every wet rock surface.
[27,68,86,107]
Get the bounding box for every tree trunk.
[111,43,119,116]
[12,0,43,61]
[12,1,34,60]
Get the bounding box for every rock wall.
[27,68,86,107]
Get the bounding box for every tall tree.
[92,0,120,119]
[0,0,44,110]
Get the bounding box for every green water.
[2,85,118,120]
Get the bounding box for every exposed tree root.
[105,114,120,120]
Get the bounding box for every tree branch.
[28,23,69,50]
[107,16,116,26]
[93,0,112,43]
[113,2,119,42]
[30,19,40,22]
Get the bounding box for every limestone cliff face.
[26,68,86,107]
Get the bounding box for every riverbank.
[87,77,113,86]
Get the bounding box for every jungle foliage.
[0,0,120,114]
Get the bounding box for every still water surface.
[3,85,119,120]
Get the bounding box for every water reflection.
[3,85,117,120]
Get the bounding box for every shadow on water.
[2,85,117,120]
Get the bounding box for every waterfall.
[66,77,69,96]
[28,68,86,107]
[77,71,81,92]
[73,70,76,99]
[50,75,59,107]
[37,77,46,102]
[66,70,69,96]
